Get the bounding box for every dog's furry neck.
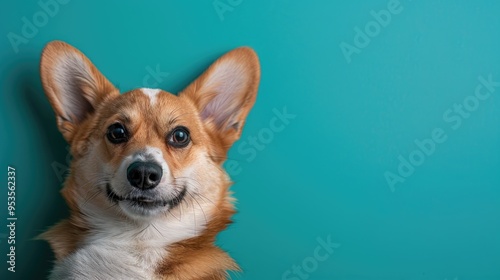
[42,178,238,279]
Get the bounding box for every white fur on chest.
[87,223,170,279]
[50,208,210,280]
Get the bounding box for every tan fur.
[39,41,260,279]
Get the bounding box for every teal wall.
[2,0,500,279]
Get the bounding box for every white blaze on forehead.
[140,88,161,105]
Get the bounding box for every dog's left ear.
[180,47,260,150]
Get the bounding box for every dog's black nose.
[127,162,163,190]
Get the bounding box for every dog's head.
[40,41,259,223]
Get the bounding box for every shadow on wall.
[2,51,69,279]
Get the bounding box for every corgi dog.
[39,41,260,279]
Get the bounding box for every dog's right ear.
[40,41,118,143]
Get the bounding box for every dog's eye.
[168,126,190,148]
[106,123,129,144]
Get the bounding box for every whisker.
[173,176,217,206]
[188,191,208,226]
[193,192,216,206]
[150,223,165,238]
[136,223,150,237]
[80,188,103,208]
[190,194,197,235]
[167,207,181,222]
[204,155,244,162]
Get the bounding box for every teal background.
[1,0,500,279]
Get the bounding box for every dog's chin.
[106,184,187,219]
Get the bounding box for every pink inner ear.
[200,61,249,129]
[53,53,95,123]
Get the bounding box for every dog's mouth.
[106,184,187,210]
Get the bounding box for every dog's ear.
[180,47,260,150]
[40,41,119,143]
